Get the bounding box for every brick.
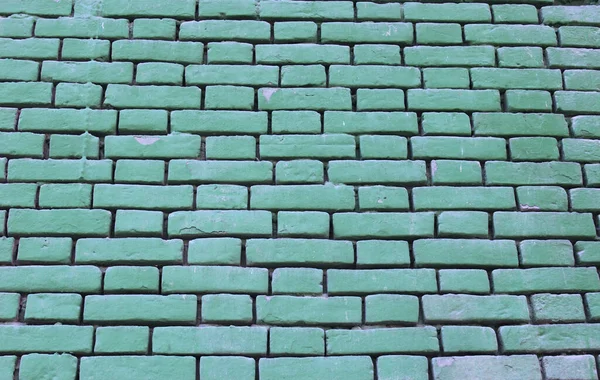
[357,2,401,21]
[8,209,111,237]
[39,184,92,208]
[198,0,256,18]
[84,295,196,325]
[0,37,59,59]
[24,293,81,323]
[197,185,248,209]
[326,327,439,354]
[274,22,317,43]
[187,65,278,86]
[49,133,99,159]
[413,187,516,211]
[35,17,128,39]
[187,238,241,265]
[543,355,598,380]
[472,68,562,90]
[356,89,405,111]
[202,294,252,323]
[0,82,51,106]
[207,42,253,64]
[360,136,407,159]
[257,296,361,326]
[327,268,437,294]
[41,61,133,84]
[99,0,196,18]
[333,212,434,239]
[404,3,491,22]
[422,294,529,323]
[200,357,255,380]
[0,16,34,37]
[506,90,552,112]
[94,184,193,210]
[555,91,600,114]
[422,113,471,136]
[17,238,72,264]
[378,356,429,380]
[116,208,165,235]
[571,188,600,211]
[104,84,201,109]
[0,59,38,81]
[498,46,544,68]
[564,70,600,91]
[0,238,11,263]
[330,65,420,88]
[80,356,196,380]
[281,65,326,87]
[474,113,568,137]
[321,22,412,44]
[275,160,324,184]
[277,211,329,238]
[115,160,164,184]
[325,112,417,134]
[19,354,77,380]
[586,164,600,186]
[573,116,600,138]
[520,240,574,267]
[485,162,582,186]
[258,88,351,111]
[104,266,159,293]
[408,89,500,111]
[517,186,567,211]
[494,212,595,239]
[269,327,324,355]
[433,161,480,183]
[433,356,542,380]
[62,38,110,60]
[56,82,102,108]
[358,186,409,211]
[133,18,176,40]
[260,1,353,20]
[412,136,506,160]
[493,4,539,23]
[423,68,469,88]
[576,241,600,265]
[354,44,401,65]
[260,134,354,159]
[0,265,100,293]
[559,27,600,48]
[441,326,497,353]
[152,326,267,355]
[417,23,462,45]
[541,5,600,26]
[547,48,600,69]
[587,293,600,320]
[439,269,490,294]
[0,293,19,321]
[272,268,323,295]
[19,108,117,134]
[162,266,268,294]
[168,160,272,184]
[437,211,489,238]
[205,86,254,110]
[493,267,600,293]
[76,238,183,265]
[465,24,556,46]
[180,20,270,42]
[251,184,353,211]
[328,160,425,185]
[366,294,419,324]
[0,108,16,131]
[247,239,353,267]
[0,132,43,158]
[257,44,350,65]
[94,326,149,354]
[404,46,495,67]
[260,357,373,380]
[136,62,183,85]
[105,134,200,159]
[0,325,93,353]
[532,294,585,323]
[501,324,600,353]
[414,239,518,268]
[356,240,410,268]
[119,110,168,134]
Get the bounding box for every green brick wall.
[0,0,600,379]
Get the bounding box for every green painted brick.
[84,295,197,325]
[260,1,353,21]
[17,237,71,264]
[408,89,501,112]
[0,183,36,207]
[257,296,361,326]
[94,326,149,354]
[251,184,354,211]
[378,356,428,380]
[274,22,317,43]
[0,293,19,321]
[437,211,489,238]
[563,139,600,163]
[281,65,326,87]
[206,136,255,160]
[207,42,253,64]
[0,108,16,131]
[260,134,354,159]
[205,85,254,110]
[75,238,182,265]
[24,293,81,323]
[576,241,600,265]
[587,293,600,321]
[500,324,600,353]
[423,68,469,89]
[423,294,529,323]
[0,238,12,263]
[465,24,557,46]
[493,4,539,23]
[0,37,59,59]
[258,87,351,111]
[493,267,600,294]
[358,186,409,211]
[202,294,252,324]
[115,159,164,184]
[104,266,160,294]
[272,111,320,134]
[564,70,600,91]
[416,23,462,45]
[414,239,518,268]
[200,356,255,380]
[247,238,353,267]
[0,59,38,81]
[118,110,168,134]
[412,136,506,160]
[405,46,495,67]
[441,326,497,353]
[547,48,600,69]
[35,17,128,39]
[328,160,426,185]
[115,210,163,237]
[197,185,247,210]
[0,16,34,37]
[0,356,14,380]
[327,268,437,294]
[99,0,196,18]
[269,327,324,355]
[260,357,373,380]
[80,356,196,380]
[94,184,193,210]
[104,84,201,109]
[485,162,582,186]
[422,113,471,136]
[333,212,434,239]
[354,44,400,65]
[180,20,270,42]
[329,65,421,88]
[520,240,574,267]
[186,65,278,86]
[8,209,111,237]
[19,354,77,380]
[168,160,273,184]
[276,160,324,184]
[0,265,100,293]
[38,183,92,208]
[572,188,600,212]
[256,44,350,64]
[0,325,93,353]
[199,0,257,18]
[106,134,200,159]
[365,294,419,324]
[413,186,515,211]
[404,3,491,22]
[356,240,410,268]
[559,26,600,48]
[433,355,542,380]
[19,108,117,134]
[357,2,401,21]
[162,266,268,294]
[187,238,241,265]
[542,5,600,26]
[509,137,559,161]
[586,163,600,186]
[277,211,329,238]
[498,46,545,68]
[517,186,568,211]
[356,89,404,111]
[325,111,418,135]
[136,62,183,85]
[531,294,585,323]
[439,269,490,294]
[326,327,439,354]
[0,132,43,158]
[272,268,323,295]
[494,211,595,239]
[152,326,267,355]
[133,18,176,40]
[0,82,51,106]
[49,133,99,159]
[543,355,598,380]
[506,90,553,112]
[360,135,407,159]
[61,38,110,60]
[41,61,133,84]
[472,68,562,90]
